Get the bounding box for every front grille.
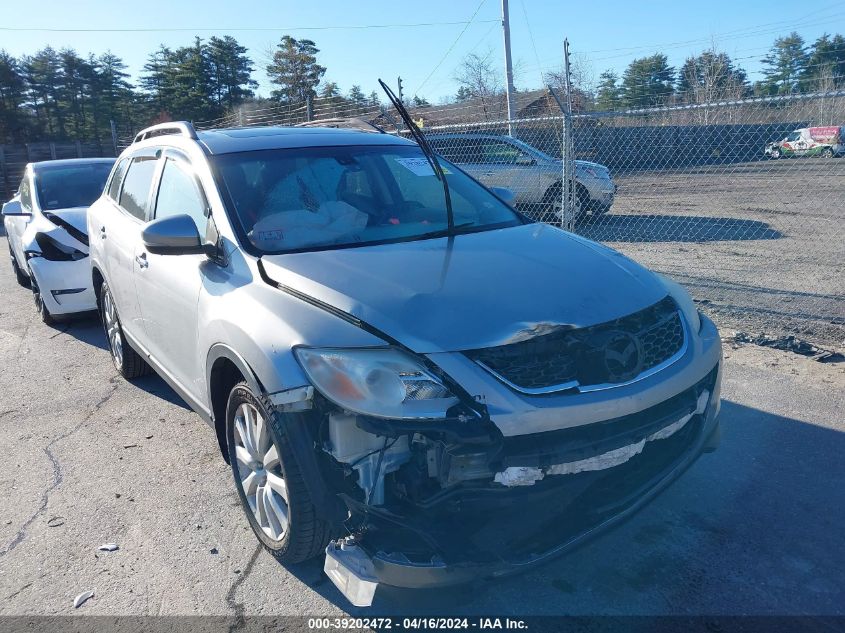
[466,296,685,392]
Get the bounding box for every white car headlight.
[657,274,701,333]
[294,347,459,420]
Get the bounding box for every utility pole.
[397,76,404,104]
[561,38,575,231]
[501,0,517,136]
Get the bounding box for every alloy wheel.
[232,402,289,542]
[101,286,123,370]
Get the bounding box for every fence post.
[49,142,57,160]
[110,120,118,156]
[561,39,576,231]
[0,146,7,200]
[306,96,313,122]
[75,141,83,158]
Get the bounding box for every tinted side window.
[430,138,482,163]
[19,176,33,211]
[119,156,158,220]
[154,158,207,231]
[107,158,130,201]
[481,140,523,165]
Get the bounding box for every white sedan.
[3,158,114,323]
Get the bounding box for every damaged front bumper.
[331,360,721,595]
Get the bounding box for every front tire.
[99,281,149,379]
[226,382,332,564]
[29,271,54,325]
[770,148,781,159]
[8,242,29,287]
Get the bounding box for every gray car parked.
[88,121,721,607]
[427,132,616,222]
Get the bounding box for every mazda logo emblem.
[602,331,644,382]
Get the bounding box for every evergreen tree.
[206,36,256,109]
[677,50,748,103]
[0,50,30,142]
[594,70,623,111]
[801,33,845,90]
[759,32,808,94]
[266,36,326,103]
[621,54,674,108]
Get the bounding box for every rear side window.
[430,138,482,164]
[119,156,158,220]
[154,158,208,231]
[107,158,130,201]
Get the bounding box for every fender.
[206,342,265,407]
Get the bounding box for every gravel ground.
[579,159,845,348]
[1,236,844,616]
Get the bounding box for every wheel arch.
[206,343,265,462]
[91,265,104,311]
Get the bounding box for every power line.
[0,19,500,34]
[414,0,491,96]
[519,0,545,85]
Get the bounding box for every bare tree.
[544,53,596,111]
[453,49,502,120]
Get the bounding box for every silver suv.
[427,133,616,221]
[89,122,721,606]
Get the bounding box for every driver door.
[133,151,210,401]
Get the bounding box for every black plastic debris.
[732,332,844,363]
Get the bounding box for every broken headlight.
[294,347,459,419]
[657,274,701,333]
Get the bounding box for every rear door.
[478,138,539,203]
[133,150,210,399]
[102,148,160,336]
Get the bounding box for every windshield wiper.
[378,78,455,233]
[413,222,475,241]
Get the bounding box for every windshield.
[214,144,522,253]
[35,162,114,211]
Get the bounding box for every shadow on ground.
[59,313,192,411]
[580,214,782,243]
[285,400,845,615]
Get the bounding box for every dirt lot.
[1,236,844,616]
[579,159,845,348]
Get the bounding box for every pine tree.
[0,51,30,142]
[266,36,326,104]
[759,32,808,94]
[801,33,845,91]
[594,70,622,111]
[621,54,674,108]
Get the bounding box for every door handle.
[135,253,149,269]
[100,226,106,239]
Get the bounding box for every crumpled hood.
[260,223,668,353]
[43,207,89,236]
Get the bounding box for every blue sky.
[1,0,843,101]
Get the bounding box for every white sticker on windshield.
[394,157,436,176]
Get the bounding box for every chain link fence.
[153,88,845,349]
[401,90,845,349]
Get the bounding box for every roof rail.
[295,117,385,134]
[133,121,198,144]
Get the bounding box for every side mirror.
[490,186,516,206]
[142,214,204,255]
[515,155,535,166]
[2,200,29,217]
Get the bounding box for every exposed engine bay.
[310,366,718,573]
